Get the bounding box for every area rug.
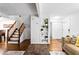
[23,44,50,55]
[0,49,6,55]
[49,51,66,55]
[3,51,25,55]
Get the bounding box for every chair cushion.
[63,43,79,54]
[0,30,5,35]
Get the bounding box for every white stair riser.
[8,41,18,44]
[10,38,18,40]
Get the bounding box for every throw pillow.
[64,35,71,43]
[75,36,79,47]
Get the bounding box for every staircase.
[8,29,20,44]
[7,23,25,46]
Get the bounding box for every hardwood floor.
[24,44,50,55]
[49,39,62,51]
[0,38,65,55]
[0,39,63,53]
[0,39,62,51]
[0,39,30,51]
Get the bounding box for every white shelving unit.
[31,16,50,44]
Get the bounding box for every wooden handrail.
[8,21,16,32]
[18,23,24,31]
[18,23,25,36]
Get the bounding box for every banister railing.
[18,23,25,46]
[18,23,25,36]
[7,21,16,41]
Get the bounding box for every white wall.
[63,16,71,37]
[69,13,79,36]
[23,16,31,39]
[0,12,7,17]
[63,13,79,37]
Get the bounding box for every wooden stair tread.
[8,39,19,44]
[14,30,18,32]
[11,34,19,38]
[13,30,19,35]
[14,31,19,33]
[8,39,18,42]
[14,33,19,35]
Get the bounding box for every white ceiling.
[1,3,79,17]
[0,3,38,16]
[38,3,79,17]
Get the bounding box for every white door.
[31,16,40,44]
[52,22,63,39]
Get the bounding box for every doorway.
[50,19,63,40]
[49,19,63,51]
[52,22,63,39]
